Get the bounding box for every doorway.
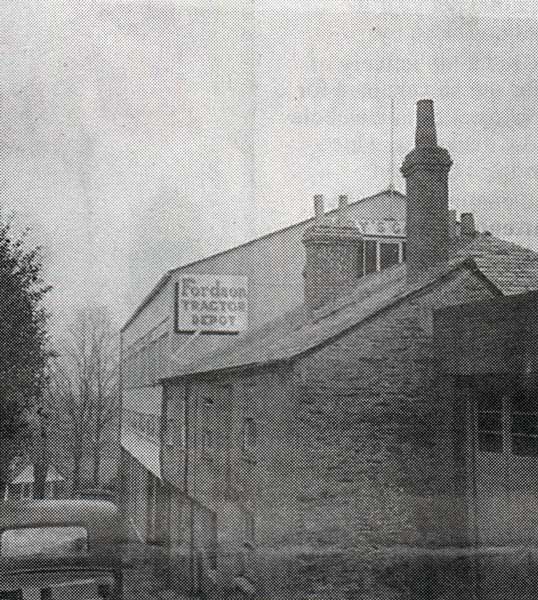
[471,375,538,546]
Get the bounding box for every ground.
[123,541,191,600]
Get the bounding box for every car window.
[0,526,88,558]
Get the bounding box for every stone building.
[120,188,411,542]
[119,101,538,599]
[120,100,538,599]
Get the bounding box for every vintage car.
[0,499,124,599]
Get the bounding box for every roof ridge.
[122,188,405,331]
[165,257,487,380]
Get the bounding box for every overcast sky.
[1,0,538,327]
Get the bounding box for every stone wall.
[293,267,495,551]
[163,267,505,599]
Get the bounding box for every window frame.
[510,385,538,457]
[202,397,215,456]
[242,418,257,457]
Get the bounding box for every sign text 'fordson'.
[175,274,249,334]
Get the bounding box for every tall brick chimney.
[303,195,363,312]
[401,100,453,284]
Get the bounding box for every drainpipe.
[185,381,196,595]
[467,378,480,600]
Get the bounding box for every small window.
[21,483,32,499]
[157,333,169,378]
[237,511,255,578]
[364,240,377,274]
[203,398,215,453]
[203,428,214,452]
[511,386,538,457]
[208,511,218,570]
[379,242,399,270]
[244,512,255,547]
[147,415,156,438]
[165,415,175,447]
[242,419,257,454]
[148,340,157,384]
[476,389,503,454]
[165,385,186,449]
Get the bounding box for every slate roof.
[165,234,538,379]
[122,189,405,332]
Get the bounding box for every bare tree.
[46,306,119,492]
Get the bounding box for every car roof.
[0,499,120,532]
[0,500,123,574]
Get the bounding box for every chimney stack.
[338,194,348,210]
[303,195,363,312]
[460,212,476,237]
[401,100,453,284]
[314,194,325,221]
[337,194,349,224]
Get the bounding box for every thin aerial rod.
[389,97,395,195]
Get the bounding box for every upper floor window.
[203,397,215,453]
[363,239,404,275]
[165,385,186,449]
[242,418,257,455]
[148,340,157,384]
[379,242,400,270]
[364,240,377,274]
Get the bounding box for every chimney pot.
[415,99,438,148]
[460,212,476,237]
[338,194,348,210]
[313,194,324,220]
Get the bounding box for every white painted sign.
[354,219,406,237]
[176,274,248,333]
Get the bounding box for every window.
[21,483,32,499]
[242,419,257,455]
[477,389,503,454]
[0,526,88,558]
[141,345,149,384]
[511,386,538,457]
[157,333,168,379]
[133,350,140,385]
[147,415,157,439]
[244,512,255,547]
[46,481,54,499]
[148,340,157,384]
[203,398,215,453]
[379,242,400,270]
[208,511,218,570]
[237,510,255,579]
[364,240,377,274]
[401,241,407,262]
[165,385,186,449]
